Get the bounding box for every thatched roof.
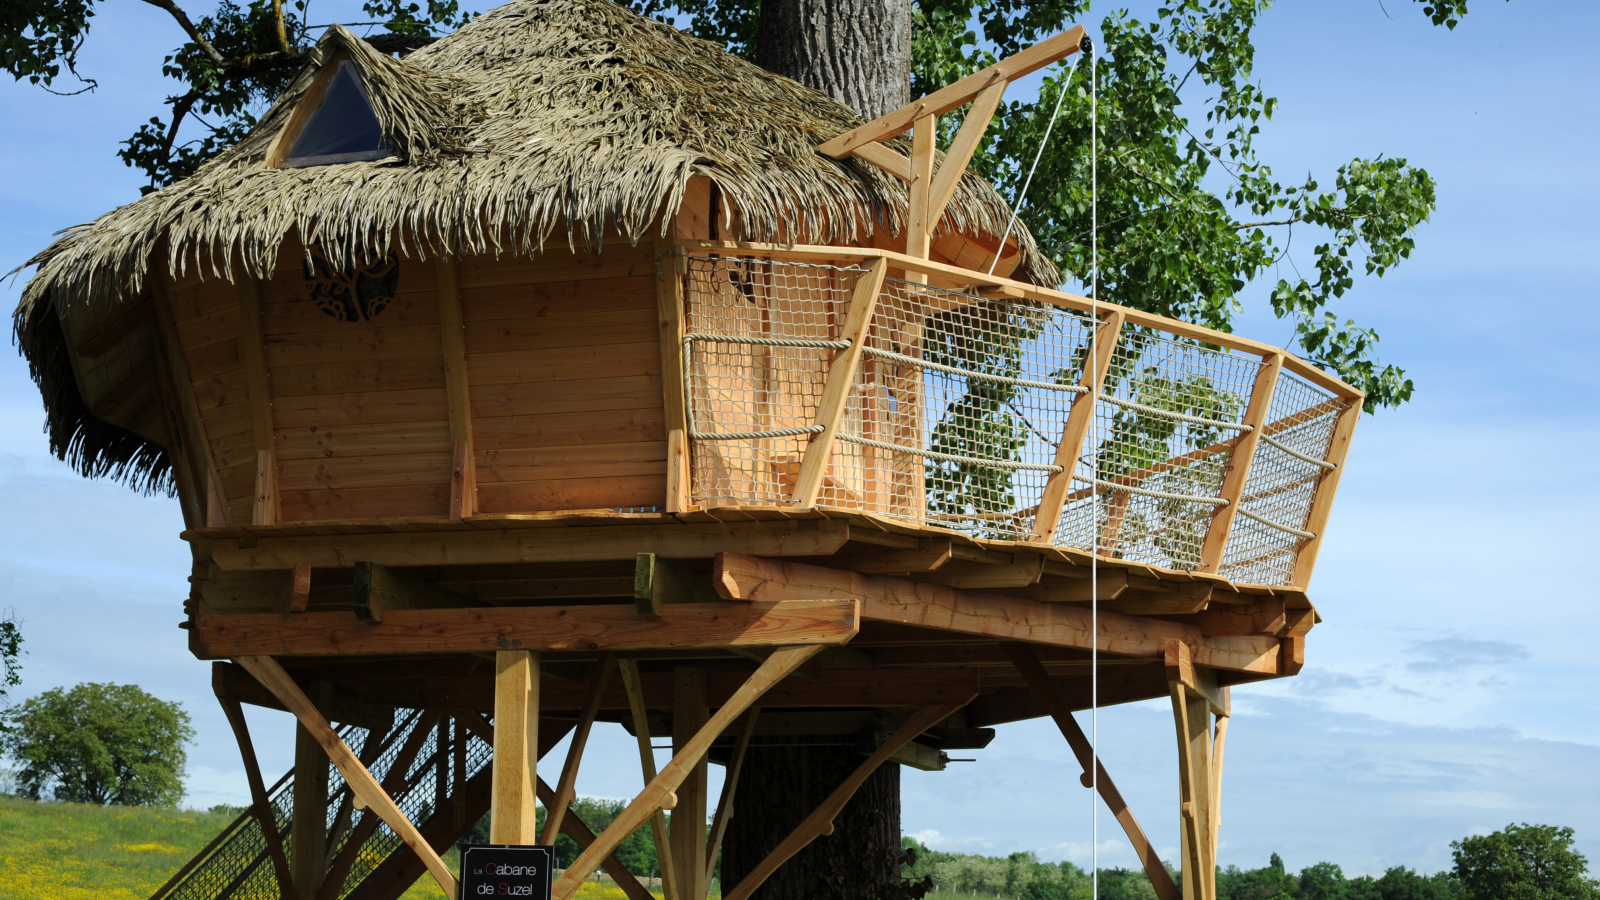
[13,0,1060,494]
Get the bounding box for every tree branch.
[137,0,225,67]
[160,90,203,173]
[1232,218,1299,230]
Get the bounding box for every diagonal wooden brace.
[619,658,679,900]
[541,652,618,845]
[704,707,760,893]
[212,668,294,898]
[234,656,459,900]
[552,645,828,900]
[1001,642,1179,900]
[720,702,967,900]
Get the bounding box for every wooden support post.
[721,703,964,900]
[212,669,293,898]
[1211,707,1229,853]
[1290,396,1363,587]
[553,646,827,900]
[657,242,692,512]
[790,257,889,507]
[1168,642,1216,900]
[1030,311,1125,542]
[492,650,540,844]
[234,656,459,899]
[541,653,618,845]
[291,707,330,899]
[236,275,277,526]
[671,667,709,900]
[704,708,760,894]
[352,561,476,622]
[1000,643,1179,900]
[1198,354,1283,572]
[620,658,679,900]
[438,258,476,519]
[905,116,938,272]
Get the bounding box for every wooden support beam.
[671,668,709,900]
[925,81,1007,227]
[1031,311,1125,542]
[818,25,1085,157]
[1291,397,1363,588]
[204,520,852,571]
[850,141,911,181]
[491,649,539,844]
[1211,710,1228,856]
[636,553,723,617]
[720,703,965,900]
[919,555,1043,589]
[281,563,312,614]
[291,703,329,899]
[790,258,889,507]
[1000,644,1179,900]
[316,708,447,900]
[828,537,952,574]
[541,653,618,845]
[553,646,827,899]
[1170,678,1215,900]
[211,668,293,898]
[437,259,476,519]
[657,244,692,512]
[538,776,657,900]
[234,655,458,899]
[236,275,277,526]
[905,116,938,266]
[1199,355,1282,573]
[619,658,679,900]
[352,561,476,623]
[195,599,860,658]
[705,708,759,893]
[712,553,1280,674]
[1164,640,1226,717]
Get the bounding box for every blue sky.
[2,0,1597,881]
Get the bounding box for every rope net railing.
[677,252,1345,586]
[155,709,492,900]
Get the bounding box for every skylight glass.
[283,60,390,168]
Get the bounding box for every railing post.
[1029,310,1125,542]
[1197,353,1283,573]
[789,258,890,508]
[657,242,692,511]
[1289,394,1363,587]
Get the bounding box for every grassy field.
[0,795,677,900]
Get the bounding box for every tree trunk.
[754,0,912,120]
[722,738,924,900]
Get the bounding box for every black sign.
[460,845,553,900]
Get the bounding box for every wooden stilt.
[620,658,679,900]
[720,703,965,900]
[1169,681,1215,900]
[1001,643,1180,900]
[491,649,540,844]
[541,653,618,845]
[292,714,330,899]
[211,670,293,898]
[704,708,760,894]
[671,667,709,900]
[552,646,826,900]
[234,656,459,899]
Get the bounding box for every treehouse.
[14,2,1360,900]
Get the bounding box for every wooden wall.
[161,238,666,525]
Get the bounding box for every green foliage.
[0,610,21,716]
[1451,823,1600,900]
[0,683,194,808]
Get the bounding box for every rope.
[1072,473,1228,506]
[689,425,824,441]
[1237,507,1316,540]
[835,433,1065,472]
[987,50,1073,276]
[861,346,1088,393]
[1087,36,1100,900]
[1259,433,1337,470]
[684,333,852,350]
[1099,394,1254,431]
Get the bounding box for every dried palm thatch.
[13,0,1061,494]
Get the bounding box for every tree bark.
[754,0,912,120]
[722,738,923,900]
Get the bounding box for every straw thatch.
[13,0,1060,494]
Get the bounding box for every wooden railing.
[661,241,1362,588]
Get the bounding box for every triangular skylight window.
[283,60,390,168]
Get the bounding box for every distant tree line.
[902,823,1600,900]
